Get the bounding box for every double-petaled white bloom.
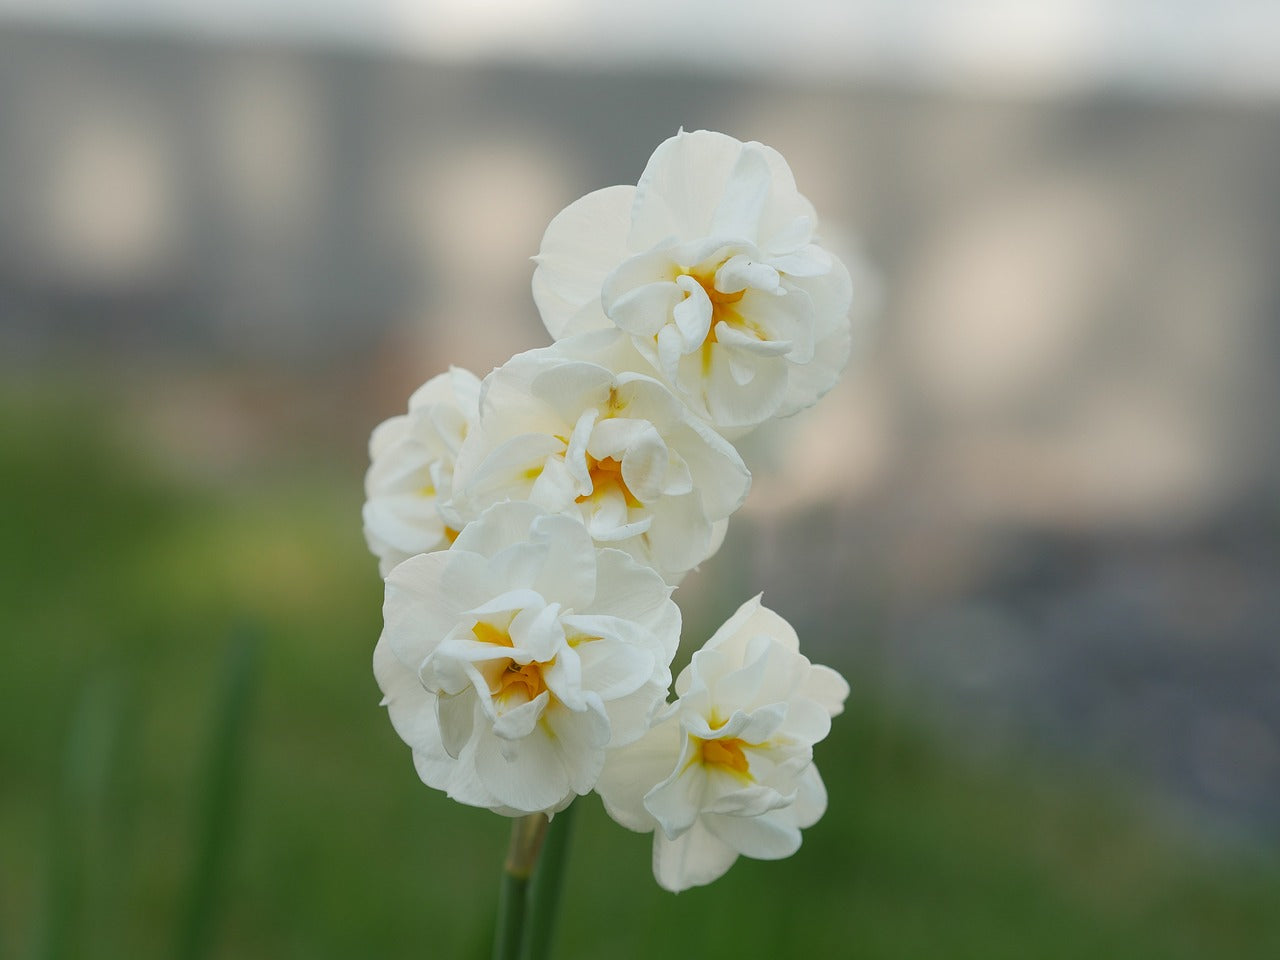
[368,129,861,897]
[595,596,849,892]
[450,344,750,583]
[533,129,855,432]
[374,500,680,815]
[363,367,481,576]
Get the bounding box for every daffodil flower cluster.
[366,130,857,892]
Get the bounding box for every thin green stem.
[175,628,259,960]
[520,801,577,960]
[492,814,549,960]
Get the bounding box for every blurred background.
[3,2,1279,958]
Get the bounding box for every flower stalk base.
[493,814,548,960]
[492,804,577,960]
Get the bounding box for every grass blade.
[174,627,259,960]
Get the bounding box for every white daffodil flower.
[374,500,680,816]
[533,129,856,431]
[363,367,481,576]
[449,344,750,584]
[595,595,849,892]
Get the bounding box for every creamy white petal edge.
[595,595,849,892]
[533,129,860,432]
[450,342,750,584]
[374,500,680,816]
[363,367,481,577]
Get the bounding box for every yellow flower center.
[575,455,643,509]
[496,661,547,702]
[472,621,550,703]
[697,736,751,777]
[681,264,769,376]
[687,266,747,347]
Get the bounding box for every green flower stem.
[493,813,550,960]
[520,801,577,960]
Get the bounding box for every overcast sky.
[3,0,1279,98]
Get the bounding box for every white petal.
[715,253,779,295]
[629,130,748,249]
[596,711,682,832]
[619,430,671,504]
[671,276,712,351]
[584,416,651,461]
[543,701,611,794]
[778,697,832,745]
[451,500,541,558]
[453,433,565,509]
[702,777,795,818]
[764,215,815,257]
[608,373,686,431]
[551,328,653,376]
[363,502,447,574]
[652,819,740,893]
[663,420,750,521]
[709,143,773,240]
[644,739,706,839]
[374,637,441,754]
[768,243,832,278]
[704,518,729,564]
[368,413,409,459]
[533,185,634,339]
[743,283,815,361]
[472,351,565,435]
[528,512,599,609]
[445,365,483,416]
[583,483,632,540]
[776,254,854,418]
[381,552,482,665]
[676,595,759,696]
[789,764,828,829]
[704,651,771,716]
[734,702,791,745]
[726,345,760,387]
[464,588,546,621]
[609,279,686,339]
[541,644,586,711]
[601,243,682,334]
[643,492,715,578]
[701,343,789,429]
[530,361,615,425]
[751,142,818,243]
[437,690,477,757]
[485,541,551,596]
[703,810,802,861]
[508,603,566,663]
[654,324,684,382]
[491,690,550,742]
[704,595,796,659]
[803,664,851,718]
[683,696,750,740]
[604,678,671,746]
[584,548,679,659]
[474,724,571,814]
[563,408,600,490]
[714,321,794,358]
[413,739,498,810]
[571,635,655,701]
[528,454,579,510]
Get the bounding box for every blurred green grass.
[2,382,1278,960]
